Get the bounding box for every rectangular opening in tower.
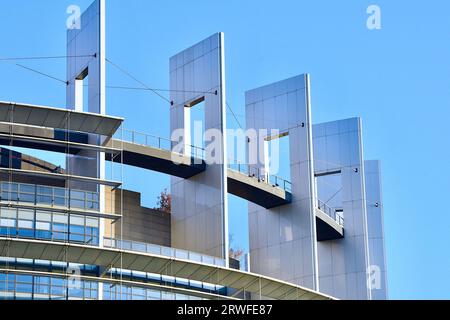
[264,131,290,186]
[75,68,89,113]
[315,172,344,224]
[185,97,205,159]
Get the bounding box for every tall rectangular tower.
[313,118,371,299]
[245,74,319,290]
[169,34,229,261]
[365,160,388,300]
[66,0,106,190]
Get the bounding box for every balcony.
[107,129,206,179]
[227,164,292,209]
[315,200,344,241]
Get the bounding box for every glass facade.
[0,259,224,300]
[0,272,98,300]
[0,270,210,300]
[107,268,226,296]
[0,182,100,211]
[0,272,209,300]
[0,206,99,245]
[103,283,205,301]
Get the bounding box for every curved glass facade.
[0,272,213,300]
[0,206,99,246]
[0,259,222,300]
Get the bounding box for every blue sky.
[1,0,449,299]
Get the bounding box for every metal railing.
[103,237,226,267]
[227,163,292,193]
[0,182,100,211]
[115,129,205,160]
[317,199,344,226]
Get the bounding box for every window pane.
[54,197,67,207]
[0,219,15,227]
[18,220,33,229]
[86,218,98,228]
[35,276,50,285]
[19,184,35,193]
[70,190,85,200]
[16,282,33,293]
[18,193,35,203]
[53,232,68,241]
[35,230,51,239]
[70,199,85,209]
[18,209,34,220]
[16,274,32,283]
[53,214,68,224]
[3,183,18,192]
[52,223,68,232]
[37,186,52,195]
[53,188,67,197]
[86,201,99,210]
[70,215,84,226]
[37,195,52,205]
[0,208,16,219]
[36,211,51,222]
[36,222,50,231]
[69,233,85,242]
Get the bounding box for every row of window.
[0,272,206,300]
[0,257,99,276]
[0,182,99,211]
[0,207,99,245]
[0,258,225,298]
[0,273,98,300]
[108,268,227,296]
[103,283,205,300]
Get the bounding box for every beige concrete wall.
[0,147,64,173]
[104,187,171,247]
[0,147,66,187]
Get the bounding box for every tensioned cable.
[0,54,97,85]
[3,57,347,171]
[226,102,243,130]
[323,186,343,205]
[105,58,171,104]
[0,54,68,84]
[0,53,223,99]
[223,106,309,134]
[14,63,68,84]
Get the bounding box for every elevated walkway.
[315,200,344,241]
[0,103,347,225]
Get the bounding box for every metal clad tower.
[66,0,106,189]
[365,160,388,300]
[313,118,371,299]
[245,75,319,290]
[169,33,229,261]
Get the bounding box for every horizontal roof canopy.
[0,238,334,300]
[0,101,123,136]
[0,168,122,188]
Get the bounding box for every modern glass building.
[0,0,387,300]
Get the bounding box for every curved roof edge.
[0,237,335,300]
